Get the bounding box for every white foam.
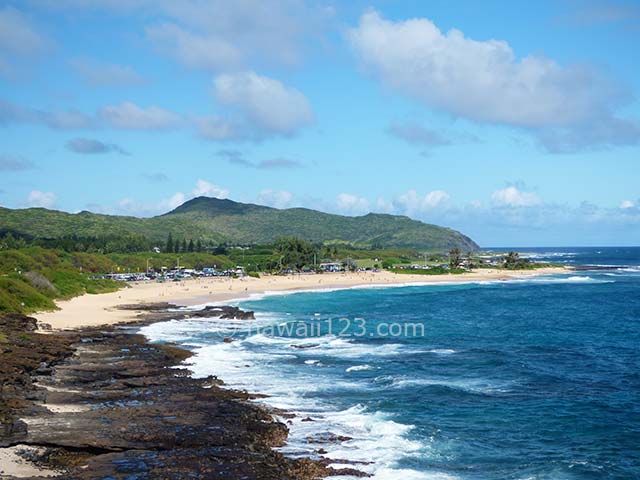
[382,375,511,395]
[519,251,578,259]
[366,468,459,480]
[283,404,435,478]
[243,332,410,359]
[428,349,457,355]
[508,275,613,285]
[142,316,448,479]
[346,364,376,372]
[619,266,640,272]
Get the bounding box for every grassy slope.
[0,198,479,251]
[0,246,242,314]
[0,247,123,314]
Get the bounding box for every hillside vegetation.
[0,247,123,314]
[0,197,479,251]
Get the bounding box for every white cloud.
[26,190,56,208]
[70,58,145,86]
[163,192,186,210]
[116,193,186,217]
[113,180,229,217]
[491,186,541,207]
[213,71,314,136]
[99,102,181,130]
[375,197,394,214]
[336,193,370,215]
[620,200,635,209]
[191,179,229,199]
[348,10,640,152]
[393,189,450,215]
[257,189,293,209]
[425,190,450,207]
[2,92,310,140]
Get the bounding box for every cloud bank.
[348,10,640,153]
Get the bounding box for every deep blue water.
[142,247,640,480]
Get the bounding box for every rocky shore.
[0,305,366,479]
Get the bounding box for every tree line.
[164,234,205,254]
[0,232,152,254]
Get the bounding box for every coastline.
[35,267,568,331]
[1,266,570,478]
[0,307,364,479]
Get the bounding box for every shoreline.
[2,266,570,478]
[0,308,363,479]
[36,267,568,331]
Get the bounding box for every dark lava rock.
[138,304,256,323]
[291,343,320,350]
[306,432,354,444]
[0,312,365,479]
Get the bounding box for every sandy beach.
[36,267,567,330]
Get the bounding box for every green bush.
[0,247,123,313]
[0,276,57,314]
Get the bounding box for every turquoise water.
[142,247,640,479]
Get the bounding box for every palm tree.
[449,248,461,268]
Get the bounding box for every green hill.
[0,197,479,251]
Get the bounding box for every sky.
[0,0,639,247]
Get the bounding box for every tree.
[274,237,317,271]
[188,239,195,252]
[196,239,203,252]
[181,239,187,253]
[0,233,26,250]
[214,243,228,255]
[503,251,530,269]
[449,248,461,269]
[165,233,173,254]
[466,252,475,268]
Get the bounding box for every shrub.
[23,271,58,294]
[0,277,57,314]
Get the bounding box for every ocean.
[140,247,640,479]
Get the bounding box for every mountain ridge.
[0,197,479,251]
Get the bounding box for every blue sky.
[0,0,639,247]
